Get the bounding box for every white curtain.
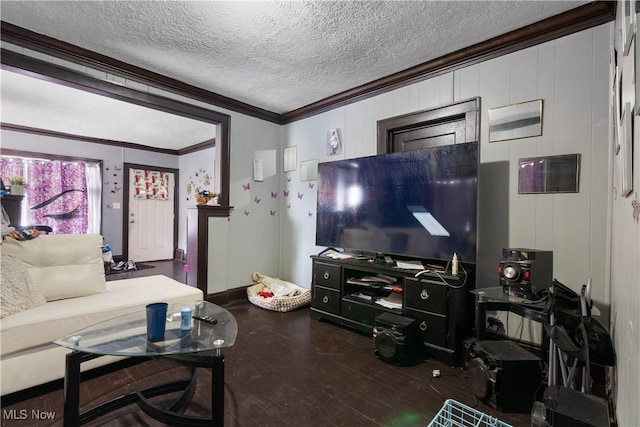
[85,163,102,234]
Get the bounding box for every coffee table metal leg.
[63,351,82,427]
[212,351,225,427]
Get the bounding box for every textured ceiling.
[0,1,589,149]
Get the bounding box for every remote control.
[192,315,218,325]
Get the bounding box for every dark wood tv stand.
[310,254,475,365]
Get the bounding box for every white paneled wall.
[610,2,640,425]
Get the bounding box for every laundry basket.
[427,399,512,427]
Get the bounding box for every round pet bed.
[247,273,311,312]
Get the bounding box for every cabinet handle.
[323,271,330,280]
[420,290,430,300]
[419,321,427,331]
[322,296,329,304]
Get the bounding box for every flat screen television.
[316,142,478,264]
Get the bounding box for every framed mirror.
[518,154,581,194]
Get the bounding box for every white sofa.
[0,234,203,396]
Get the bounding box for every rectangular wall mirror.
[518,154,581,194]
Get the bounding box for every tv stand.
[310,254,475,365]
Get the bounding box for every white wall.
[610,2,640,425]
[178,146,216,253]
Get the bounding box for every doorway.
[377,98,480,153]
[122,163,179,262]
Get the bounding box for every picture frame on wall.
[283,146,297,172]
[300,159,318,182]
[326,129,343,157]
[488,99,543,142]
[619,102,634,197]
[518,154,581,194]
[624,0,636,55]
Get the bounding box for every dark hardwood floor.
[1,261,531,427]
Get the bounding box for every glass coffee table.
[55,300,237,427]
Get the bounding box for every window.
[0,153,101,233]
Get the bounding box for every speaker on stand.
[373,312,422,366]
[498,248,553,299]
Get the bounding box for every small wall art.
[300,159,318,182]
[518,154,581,194]
[284,146,297,172]
[489,99,543,142]
[620,102,634,197]
[327,129,342,156]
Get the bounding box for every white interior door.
[128,168,175,262]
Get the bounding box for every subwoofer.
[498,248,553,299]
[373,313,421,366]
[466,340,543,413]
[530,385,610,427]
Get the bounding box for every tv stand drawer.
[404,308,448,348]
[313,261,341,290]
[405,278,447,315]
[312,286,341,315]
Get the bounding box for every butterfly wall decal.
[271,191,277,199]
[287,203,291,209]
[308,182,315,189]
[283,190,289,197]
[287,177,291,182]
[270,210,276,216]
[297,192,304,200]
[254,196,261,204]
[114,166,122,171]
[244,210,250,216]
[242,183,251,191]
[308,211,313,217]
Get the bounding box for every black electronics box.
[538,385,610,427]
[499,248,553,299]
[466,340,543,413]
[373,312,422,366]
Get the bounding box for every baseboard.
[205,286,247,306]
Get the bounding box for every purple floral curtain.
[1,157,88,233]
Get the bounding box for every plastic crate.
[427,399,512,427]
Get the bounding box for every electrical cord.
[429,369,479,409]
[414,262,468,289]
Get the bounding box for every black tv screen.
[316,142,478,263]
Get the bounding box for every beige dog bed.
[247,272,311,312]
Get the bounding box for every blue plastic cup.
[146,302,168,341]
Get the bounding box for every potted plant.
[8,176,25,196]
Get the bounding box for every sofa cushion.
[1,234,106,301]
[0,254,47,318]
[0,275,203,357]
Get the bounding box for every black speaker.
[530,385,610,427]
[498,248,553,299]
[466,340,543,413]
[373,313,422,366]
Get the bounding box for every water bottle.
[180,307,192,330]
